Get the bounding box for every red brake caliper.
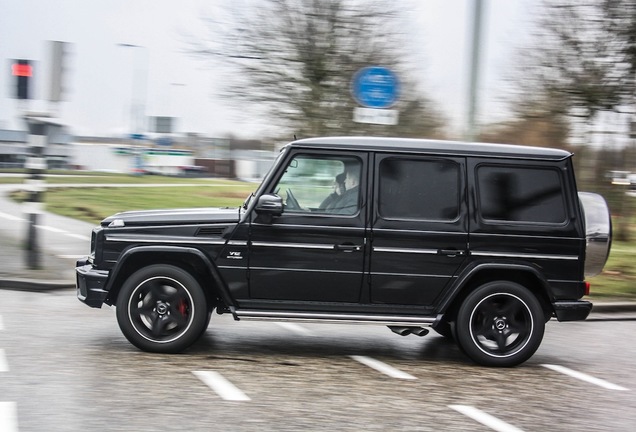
[178,299,188,317]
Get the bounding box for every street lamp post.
[118,43,148,135]
[467,0,484,142]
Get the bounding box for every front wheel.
[455,281,545,367]
[116,264,208,353]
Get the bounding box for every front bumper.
[76,258,110,308]
[553,300,593,321]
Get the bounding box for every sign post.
[23,115,62,269]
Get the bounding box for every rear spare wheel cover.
[578,192,612,277]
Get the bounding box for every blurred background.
[1,0,635,289]
[1,4,636,431]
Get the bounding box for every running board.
[234,309,437,326]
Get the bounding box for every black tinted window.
[379,158,460,221]
[477,165,566,223]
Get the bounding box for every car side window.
[378,158,460,221]
[477,165,567,224]
[273,155,361,215]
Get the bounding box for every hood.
[101,207,242,227]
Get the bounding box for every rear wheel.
[116,264,208,353]
[455,281,544,367]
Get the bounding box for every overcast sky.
[0,0,534,139]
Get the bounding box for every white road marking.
[57,255,86,260]
[0,349,7,372]
[0,212,24,222]
[275,322,315,336]
[350,355,416,380]
[0,402,19,432]
[449,405,524,432]
[192,371,251,401]
[67,233,91,241]
[36,225,91,242]
[542,364,629,391]
[35,225,66,233]
[0,210,90,242]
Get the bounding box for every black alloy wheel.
[116,264,208,353]
[455,281,545,367]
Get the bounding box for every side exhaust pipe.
[387,326,429,337]
[410,327,429,337]
[388,326,412,336]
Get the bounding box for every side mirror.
[255,193,283,217]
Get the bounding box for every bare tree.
[188,0,445,139]
[510,3,624,124]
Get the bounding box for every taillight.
[584,281,591,296]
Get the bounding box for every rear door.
[369,154,468,307]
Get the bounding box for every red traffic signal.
[12,61,33,77]
[12,59,32,99]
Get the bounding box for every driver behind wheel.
[319,172,346,210]
[324,163,360,215]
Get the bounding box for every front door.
[246,150,368,307]
[369,154,468,307]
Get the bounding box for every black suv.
[76,137,611,367]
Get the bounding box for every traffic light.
[12,59,32,99]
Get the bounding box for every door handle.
[438,249,466,257]
[335,243,361,252]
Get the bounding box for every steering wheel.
[286,188,300,210]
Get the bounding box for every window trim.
[376,156,462,223]
[475,162,569,226]
[266,150,365,218]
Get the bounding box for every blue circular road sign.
[351,66,399,109]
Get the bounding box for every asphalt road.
[1,289,635,432]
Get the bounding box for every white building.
[70,141,194,175]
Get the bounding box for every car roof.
[289,136,572,160]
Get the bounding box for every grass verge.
[9,182,256,224]
[589,240,636,299]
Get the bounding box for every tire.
[116,264,208,353]
[455,281,545,367]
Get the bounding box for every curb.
[590,302,636,314]
[0,278,75,292]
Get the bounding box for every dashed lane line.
[0,349,7,373]
[192,371,251,401]
[449,405,524,432]
[542,364,629,391]
[0,402,19,432]
[350,355,417,380]
[1,318,18,432]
